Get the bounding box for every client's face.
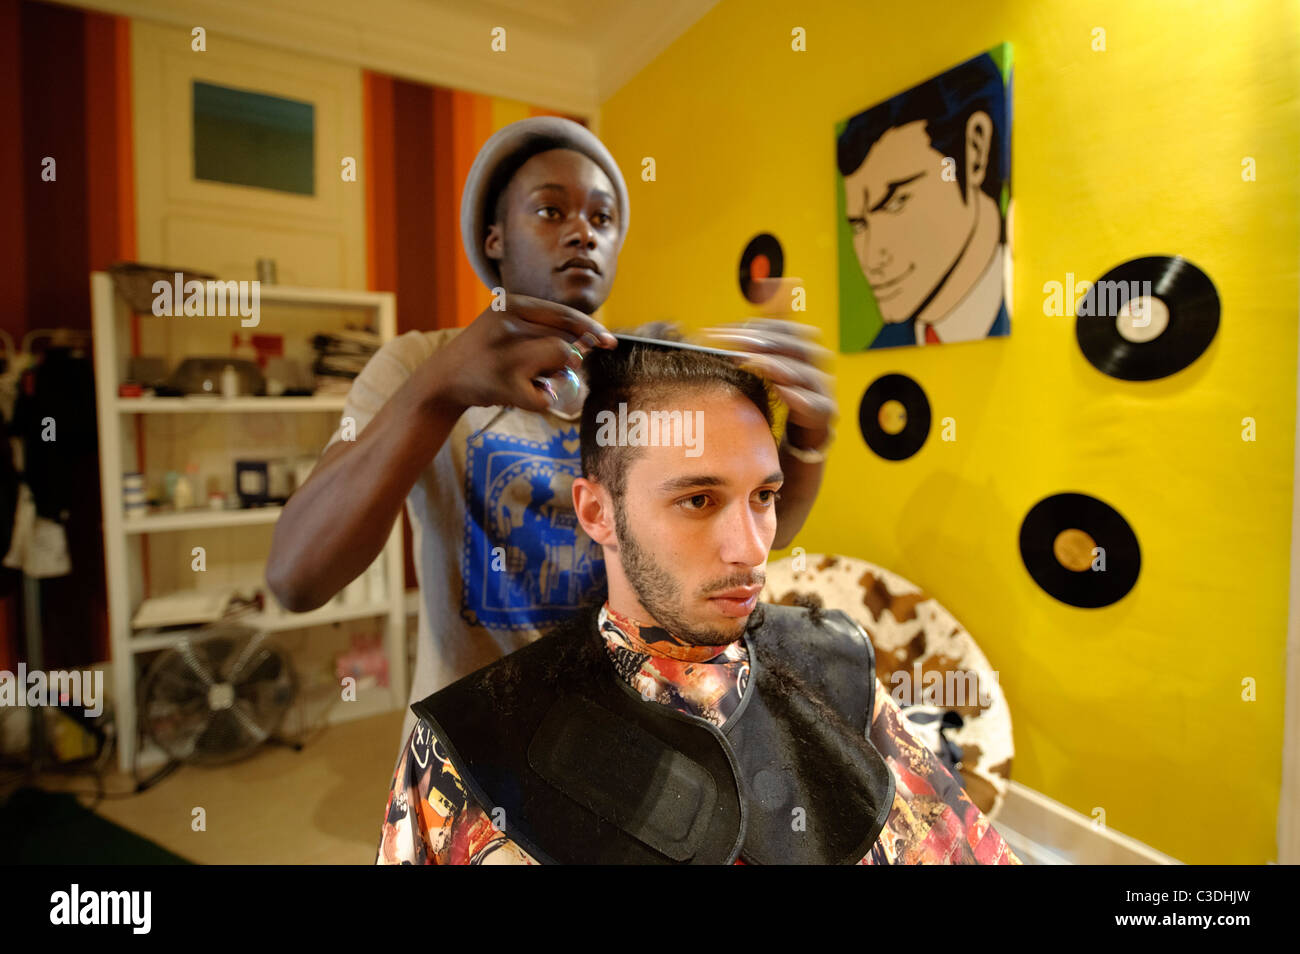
[612,389,782,646]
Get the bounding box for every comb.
[612,333,739,359]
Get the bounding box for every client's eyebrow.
[658,471,784,494]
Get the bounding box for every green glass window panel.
[193,81,315,196]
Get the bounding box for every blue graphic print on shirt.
[461,422,606,630]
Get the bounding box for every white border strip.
[995,781,1182,865]
[1281,235,1300,865]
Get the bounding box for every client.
[376,339,1021,865]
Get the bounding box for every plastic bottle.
[173,470,194,510]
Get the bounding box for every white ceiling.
[407,0,720,104]
[77,0,719,115]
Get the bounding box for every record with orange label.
[1019,492,1141,608]
[1075,255,1219,381]
[739,233,784,304]
[858,373,930,461]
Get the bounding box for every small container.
[172,474,193,510]
[221,364,239,398]
[235,461,270,507]
[173,462,199,511]
[162,470,180,505]
[256,258,278,285]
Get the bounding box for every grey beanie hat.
[460,116,630,291]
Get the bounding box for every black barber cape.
[412,603,897,864]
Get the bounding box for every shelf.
[253,601,390,632]
[129,601,391,651]
[129,630,200,653]
[117,395,347,414]
[123,506,282,534]
[246,283,393,308]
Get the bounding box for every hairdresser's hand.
[699,318,836,448]
[430,294,617,414]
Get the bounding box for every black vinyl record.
[858,373,930,461]
[739,233,784,304]
[1018,492,1141,608]
[1075,255,1219,381]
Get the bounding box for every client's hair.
[579,339,775,500]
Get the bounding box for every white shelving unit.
[91,273,405,772]
[115,395,348,414]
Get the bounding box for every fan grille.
[141,625,296,765]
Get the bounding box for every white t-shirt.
[325,329,606,759]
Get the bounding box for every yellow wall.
[600,0,1300,863]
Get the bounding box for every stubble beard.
[612,499,751,648]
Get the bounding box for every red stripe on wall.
[84,12,119,275]
[364,72,398,297]
[431,86,457,331]
[0,0,26,345]
[0,5,16,675]
[393,79,437,334]
[21,1,90,332]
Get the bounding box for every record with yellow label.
[1018,492,1141,608]
[858,373,930,461]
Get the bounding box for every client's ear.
[572,477,617,547]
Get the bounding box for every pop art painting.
[836,45,1013,351]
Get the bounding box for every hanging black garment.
[11,348,99,522]
[413,603,896,864]
[8,347,106,669]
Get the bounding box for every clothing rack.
[1,327,94,772]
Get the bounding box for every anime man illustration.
[836,47,1012,349]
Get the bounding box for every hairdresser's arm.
[701,320,836,551]
[773,421,831,551]
[266,297,616,612]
